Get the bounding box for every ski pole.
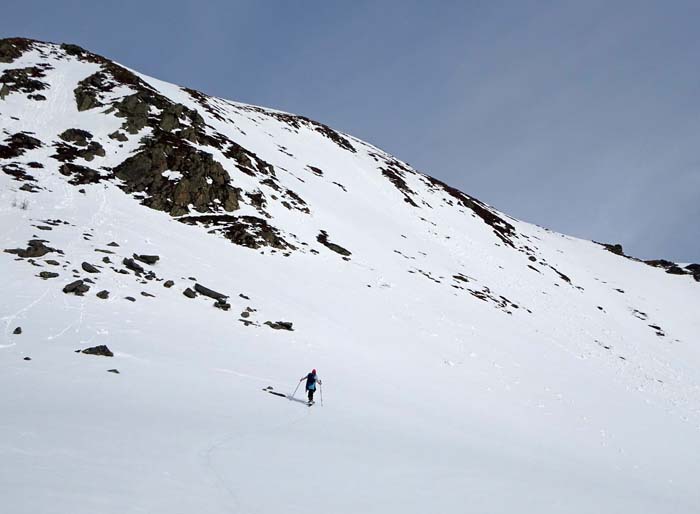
[291,380,301,399]
[320,382,323,406]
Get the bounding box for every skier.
[300,368,321,404]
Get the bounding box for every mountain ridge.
[1,36,699,514]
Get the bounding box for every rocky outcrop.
[317,230,351,257]
[5,239,57,258]
[114,133,240,216]
[0,38,34,63]
[180,215,295,250]
[0,132,42,159]
[265,321,294,331]
[80,345,113,357]
[81,262,100,273]
[63,280,90,295]
[133,254,159,265]
[194,283,227,301]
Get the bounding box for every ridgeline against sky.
[2,0,698,260]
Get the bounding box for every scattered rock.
[81,261,100,273]
[125,296,136,302]
[133,254,159,265]
[241,311,250,318]
[96,290,109,299]
[264,321,294,331]
[141,291,155,297]
[80,345,113,357]
[194,283,227,301]
[317,230,351,257]
[107,368,120,374]
[107,241,120,247]
[39,271,59,279]
[45,259,60,266]
[214,299,231,311]
[13,327,22,335]
[5,239,57,258]
[163,280,174,288]
[102,256,111,264]
[183,288,196,298]
[63,279,90,295]
[122,258,144,274]
[23,356,31,361]
[239,293,250,300]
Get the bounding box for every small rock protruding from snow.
[80,345,113,357]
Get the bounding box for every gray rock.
[80,345,113,357]
[183,288,196,299]
[194,283,227,301]
[63,280,90,295]
[163,280,174,288]
[122,258,144,274]
[81,261,100,273]
[39,271,59,279]
[264,321,294,331]
[133,254,159,265]
[13,327,21,335]
[96,290,109,299]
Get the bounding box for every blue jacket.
[305,372,317,391]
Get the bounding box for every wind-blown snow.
[1,39,699,514]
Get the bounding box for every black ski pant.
[307,388,315,402]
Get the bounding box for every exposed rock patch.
[80,345,113,357]
[265,321,294,331]
[63,279,90,295]
[317,230,351,257]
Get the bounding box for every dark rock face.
[180,215,295,250]
[194,283,227,301]
[214,299,231,311]
[423,174,517,248]
[133,254,159,265]
[53,140,105,163]
[601,243,626,256]
[0,65,50,97]
[81,261,100,273]
[0,132,42,159]
[80,345,113,357]
[183,288,196,298]
[39,271,59,279]
[122,258,145,274]
[264,321,294,331]
[63,280,90,295]
[13,327,21,335]
[0,38,35,63]
[5,239,57,258]
[96,290,109,299]
[317,231,351,257]
[58,163,106,185]
[114,134,240,216]
[58,128,93,146]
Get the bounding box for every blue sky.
[3,0,698,260]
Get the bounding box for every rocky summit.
[1,38,699,514]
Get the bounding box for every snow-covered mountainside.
[1,37,699,513]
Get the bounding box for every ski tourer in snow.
[300,369,321,404]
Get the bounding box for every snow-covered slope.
[1,38,699,514]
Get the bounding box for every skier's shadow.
[263,387,311,405]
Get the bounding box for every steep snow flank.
[1,38,699,514]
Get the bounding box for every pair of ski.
[263,386,315,406]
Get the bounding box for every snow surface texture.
[1,38,699,514]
